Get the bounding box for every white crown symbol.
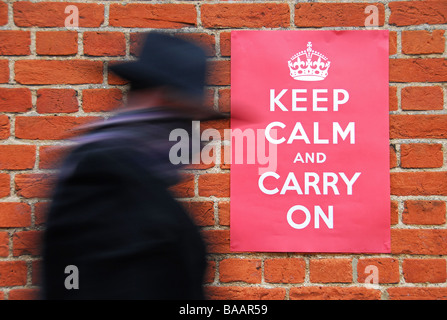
[288,42,331,81]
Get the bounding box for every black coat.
[41,110,207,300]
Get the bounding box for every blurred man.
[41,32,223,299]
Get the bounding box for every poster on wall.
[230,30,390,253]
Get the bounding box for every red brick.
[34,202,49,226]
[13,230,42,256]
[202,229,230,254]
[205,286,285,300]
[388,287,447,300]
[36,31,78,56]
[0,232,8,257]
[0,60,8,83]
[204,261,215,284]
[39,145,70,170]
[198,173,230,197]
[309,258,352,283]
[8,289,39,300]
[15,116,99,140]
[0,115,9,139]
[15,173,56,199]
[390,115,447,139]
[206,60,230,86]
[13,1,104,27]
[0,145,35,170]
[84,32,126,57]
[389,31,397,56]
[401,86,443,111]
[357,258,400,284]
[400,143,443,168]
[403,259,446,283]
[390,58,447,82]
[36,89,79,113]
[0,88,32,112]
[82,89,123,112]
[218,88,231,113]
[391,172,447,196]
[391,201,399,226]
[220,32,231,57]
[0,31,30,55]
[0,261,27,286]
[202,3,289,28]
[169,174,195,198]
[109,4,196,28]
[391,229,447,255]
[15,60,103,85]
[389,86,398,111]
[218,201,230,226]
[176,33,216,57]
[403,200,446,225]
[0,203,31,228]
[181,201,214,227]
[219,259,262,284]
[402,30,445,55]
[295,3,385,27]
[264,258,305,284]
[0,1,7,26]
[290,286,380,300]
[390,145,397,169]
[389,1,447,26]
[0,173,10,198]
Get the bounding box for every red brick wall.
[0,0,446,300]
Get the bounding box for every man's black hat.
[110,32,207,98]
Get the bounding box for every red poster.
[230,30,390,253]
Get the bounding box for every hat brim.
[110,60,205,96]
[110,61,228,121]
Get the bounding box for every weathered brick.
[82,89,123,112]
[295,3,385,27]
[15,60,103,85]
[219,259,262,284]
[202,3,290,28]
[264,258,306,284]
[401,86,443,111]
[109,4,196,28]
[15,116,99,140]
[389,1,447,26]
[14,1,104,27]
[290,286,380,300]
[402,30,445,55]
[0,31,30,55]
[0,88,32,112]
[36,89,79,114]
[400,144,443,168]
[13,230,42,256]
[403,259,446,283]
[403,200,446,225]
[36,31,77,56]
[357,258,400,284]
[0,145,35,170]
[391,172,447,196]
[0,261,27,286]
[83,32,126,57]
[390,59,447,82]
[391,229,447,255]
